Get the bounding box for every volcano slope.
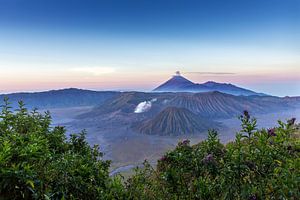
[133,107,221,136]
[76,91,298,134]
[153,73,266,96]
[78,92,173,117]
[166,91,280,118]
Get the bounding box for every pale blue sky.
[0,0,299,96]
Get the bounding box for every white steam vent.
[134,98,157,113]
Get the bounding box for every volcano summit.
[154,72,266,96]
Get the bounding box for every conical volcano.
[134,107,220,136]
[153,72,266,96]
[153,72,194,92]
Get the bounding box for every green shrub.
[0,98,126,200]
[1,98,299,199]
[127,111,299,200]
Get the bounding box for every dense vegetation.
[0,98,125,199]
[0,99,299,199]
[127,111,299,199]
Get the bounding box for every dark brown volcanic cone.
[134,107,220,136]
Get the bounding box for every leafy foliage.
[0,98,125,199]
[0,98,299,199]
[127,111,300,199]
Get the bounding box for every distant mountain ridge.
[77,90,300,136]
[153,73,266,96]
[1,87,298,137]
[80,91,294,120]
[0,88,120,109]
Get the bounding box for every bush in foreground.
[127,112,299,199]
[0,98,125,199]
[0,99,299,199]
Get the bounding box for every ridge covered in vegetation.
[0,99,299,199]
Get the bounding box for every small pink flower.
[160,155,168,162]
[202,153,214,164]
[287,118,296,126]
[182,139,190,145]
[267,128,276,137]
[243,110,250,120]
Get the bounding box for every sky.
[0,0,299,96]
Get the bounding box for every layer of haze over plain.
[0,0,299,96]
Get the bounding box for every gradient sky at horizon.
[0,0,299,96]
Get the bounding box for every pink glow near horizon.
[0,70,299,96]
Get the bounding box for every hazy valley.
[2,75,299,174]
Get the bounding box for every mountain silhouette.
[0,88,120,109]
[153,73,266,96]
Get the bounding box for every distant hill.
[1,88,298,130]
[168,91,269,118]
[133,107,221,136]
[153,73,266,96]
[3,87,294,136]
[80,91,292,121]
[0,88,120,109]
[75,91,298,137]
[76,92,164,118]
